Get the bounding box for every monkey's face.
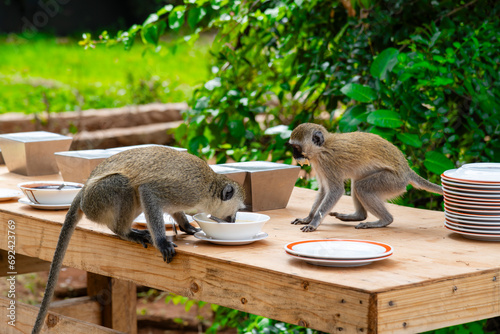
[209,178,246,222]
[289,123,327,166]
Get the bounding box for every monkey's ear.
[312,131,324,146]
[221,184,235,201]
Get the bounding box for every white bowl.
[193,212,269,240]
[18,181,83,205]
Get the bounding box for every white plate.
[442,179,500,189]
[444,199,500,210]
[444,192,500,203]
[285,252,392,267]
[443,163,500,183]
[445,218,500,230]
[443,184,500,194]
[443,195,500,206]
[18,197,71,210]
[443,188,500,198]
[284,239,393,260]
[0,189,23,201]
[133,213,194,226]
[444,204,500,215]
[445,211,500,222]
[193,231,268,245]
[444,224,500,241]
[445,221,500,234]
[445,212,500,225]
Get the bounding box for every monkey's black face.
[290,144,305,160]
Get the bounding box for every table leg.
[87,272,137,334]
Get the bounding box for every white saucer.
[18,197,71,210]
[442,179,500,189]
[133,213,194,227]
[285,252,392,267]
[0,189,23,201]
[194,231,268,245]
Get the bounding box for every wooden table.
[0,165,499,334]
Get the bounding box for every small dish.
[284,239,393,260]
[18,197,71,210]
[285,252,392,267]
[0,189,23,201]
[193,212,269,240]
[194,231,268,245]
[18,181,83,205]
[133,213,194,226]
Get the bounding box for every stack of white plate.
[442,163,500,241]
[284,239,393,267]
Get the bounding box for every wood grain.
[0,296,124,334]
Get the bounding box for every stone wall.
[0,102,187,151]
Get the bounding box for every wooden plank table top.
[0,165,499,333]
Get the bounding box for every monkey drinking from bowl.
[289,123,443,232]
[32,146,245,334]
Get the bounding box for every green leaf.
[340,83,377,103]
[369,127,395,141]
[370,48,399,80]
[424,151,454,175]
[189,135,209,153]
[367,110,403,128]
[228,120,245,137]
[187,7,207,30]
[339,105,368,132]
[396,133,422,148]
[169,6,186,31]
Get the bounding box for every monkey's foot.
[355,220,391,229]
[330,212,367,222]
[179,224,201,235]
[300,224,318,232]
[158,238,177,263]
[127,229,154,248]
[291,217,312,225]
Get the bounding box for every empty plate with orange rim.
[284,239,393,267]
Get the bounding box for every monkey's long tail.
[32,191,84,334]
[408,171,443,195]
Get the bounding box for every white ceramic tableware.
[194,231,268,245]
[444,224,500,241]
[445,219,500,230]
[285,252,392,267]
[18,181,83,205]
[193,212,269,240]
[18,197,71,210]
[442,163,500,183]
[0,188,23,201]
[284,239,393,260]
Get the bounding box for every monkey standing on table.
[288,123,443,232]
[32,146,245,334]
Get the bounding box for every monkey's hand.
[300,224,318,232]
[291,217,312,225]
[158,238,177,263]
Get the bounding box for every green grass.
[0,34,212,114]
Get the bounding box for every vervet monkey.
[32,146,245,334]
[289,123,443,232]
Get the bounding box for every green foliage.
[0,34,211,114]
